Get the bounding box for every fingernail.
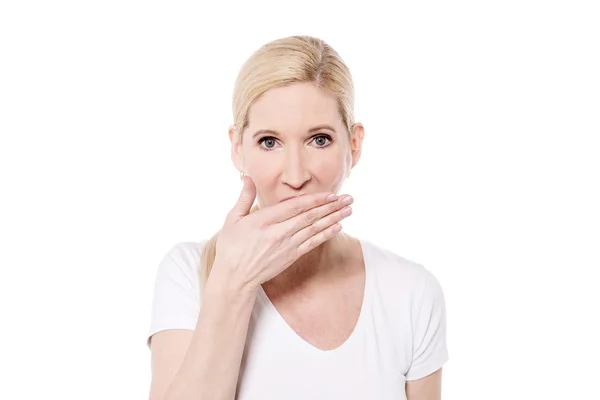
[326,194,338,202]
[342,195,353,205]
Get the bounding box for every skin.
[149,80,442,399]
[229,81,365,285]
[406,368,443,400]
[228,81,443,398]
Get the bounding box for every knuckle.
[292,246,302,260]
[291,200,304,215]
[239,191,252,203]
[303,209,316,224]
[255,214,269,228]
[268,230,284,246]
[314,233,324,247]
[327,229,336,240]
[329,202,340,213]
[309,222,320,237]
[314,196,322,208]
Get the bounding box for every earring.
[240,171,246,180]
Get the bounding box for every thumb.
[228,174,256,223]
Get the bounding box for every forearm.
[164,266,258,400]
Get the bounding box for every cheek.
[314,157,345,177]
[244,152,270,177]
[244,148,346,182]
[246,167,271,186]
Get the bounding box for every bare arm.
[149,185,352,399]
[150,266,258,400]
[405,368,443,400]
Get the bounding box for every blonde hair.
[199,35,356,291]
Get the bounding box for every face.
[229,81,364,208]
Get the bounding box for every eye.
[258,137,278,150]
[313,134,332,147]
[257,134,333,151]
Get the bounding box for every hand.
[212,175,353,288]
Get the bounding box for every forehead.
[247,82,342,133]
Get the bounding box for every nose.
[281,149,311,189]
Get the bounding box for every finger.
[279,194,353,237]
[261,191,339,225]
[288,201,352,247]
[296,222,344,258]
[226,175,256,224]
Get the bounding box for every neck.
[265,232,350,290]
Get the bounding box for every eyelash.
[257,134,333,151]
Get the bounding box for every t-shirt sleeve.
[405,268,449,381]
[146,242,204,349]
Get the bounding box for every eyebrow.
[252,124,337,139]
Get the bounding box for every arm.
[149,265,258,400]
[406,368,443,400]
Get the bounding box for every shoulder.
[360,238,444,306]
[361,238,432,284]
[159,240,208,267]
[147,240,209,348]
[153,240,209,287]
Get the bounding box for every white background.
[1,0,599,398]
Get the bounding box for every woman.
[147,35,449,400]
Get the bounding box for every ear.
[349,122,365,169]
[229,125,243,172]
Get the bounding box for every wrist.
[205,262,259,301]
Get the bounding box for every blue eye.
[314,135,329,147]
[260,137,277,149]
[257,134,332,151]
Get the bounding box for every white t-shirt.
[147,237,449,399]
